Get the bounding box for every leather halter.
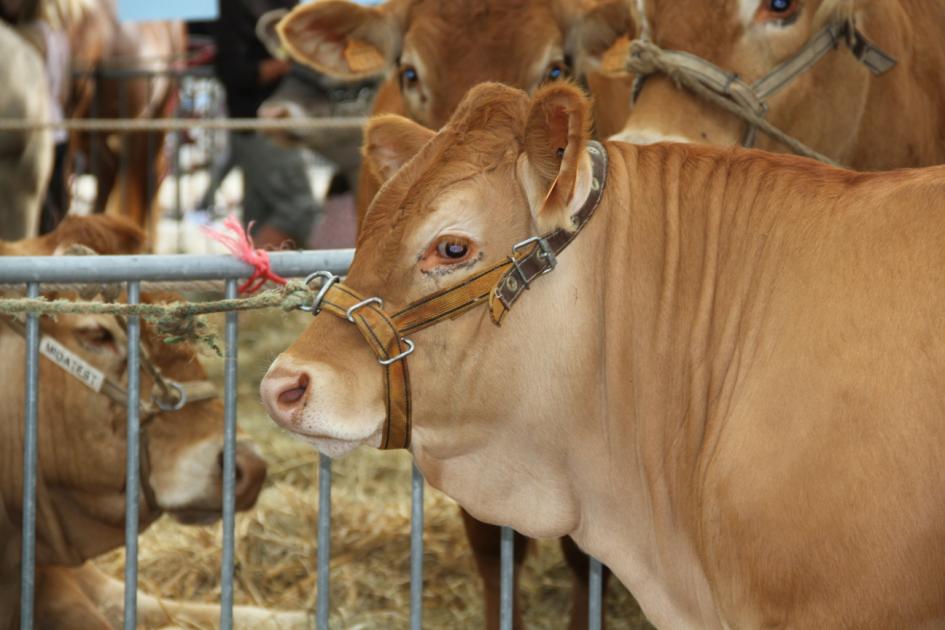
[628,19,897,149]
[0,315,218,513]
[298,141,608,449]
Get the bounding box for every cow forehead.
[403,0,564,76]
[644,0,745,56]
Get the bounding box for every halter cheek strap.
[299,141,608,450]
[626,19,897,165]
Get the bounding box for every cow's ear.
[363,114,435,184]
[562,0,635,78]
[277,0,403,78]
[256,9,290,59]
[520,83,594,232]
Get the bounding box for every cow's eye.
[758,0,798,21]
[420,235,477,272]
[400,64,419,88]
[436,238,469,260]
[75,324,116,351]
[545,62,568,82]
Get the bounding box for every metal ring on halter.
[154,380,187,412]
[346,297,384,322]
[512,236,557,274]
[299,271,340,314]
[378,338,415,366]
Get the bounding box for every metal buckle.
[154,380,187,412]
[512,236,557,274]
[299,271,340,314]
[379,338,415,366]
[346,297,384,322]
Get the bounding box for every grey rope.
[626,39,842,167]
[0,281,318,351]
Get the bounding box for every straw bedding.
[95,309,652,629]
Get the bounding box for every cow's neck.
[569,141,817,627]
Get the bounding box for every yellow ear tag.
[344,39,385,74]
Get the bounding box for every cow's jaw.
[261,356,385,458]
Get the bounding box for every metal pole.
[316,454,331,629]
[410,465,424,630]
[123,281,142,630]
[219,279,239,629]
[589,558,603,630]
[19,282,40,630]
[118,76,129,217]
[500,527,514,630]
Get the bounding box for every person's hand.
[258,58,291,85]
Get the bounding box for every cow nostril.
[277,372,309,407]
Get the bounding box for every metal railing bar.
[0,117,367,133]
[410,465,424,630]
[219,279,239,629]
[123,281,142,630]
[500,526,514,630]
[19,282,40,630]
[316,454,332,629]
[0,250,354,284]
[589,558,603,630]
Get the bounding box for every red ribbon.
[203,215,288,294]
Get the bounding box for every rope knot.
[202,215,288,294]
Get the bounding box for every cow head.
[276,0,633,129]
[0,216,267,566]
[262,82,600,537]
[595,0,890,161]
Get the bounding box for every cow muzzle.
[261,355,385,457]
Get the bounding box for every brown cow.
[0,216,308,628]
[65,0,186,234]
[261,81,945,628]
[593,0,945,169]
[276,0,633,222]
[275,2,632,626]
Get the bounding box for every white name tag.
[39,336,106,393]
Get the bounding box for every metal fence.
[2,250,605,629]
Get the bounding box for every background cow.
[263,80,945,628]
[64,0,186,233]
[0,216,307,628]
[0,19,52,240]
[587,0,945,169]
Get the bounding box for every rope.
[626,40,842,167]
[0,117,368,132]
[0,281,318,352]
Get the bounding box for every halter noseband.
[297,141,608,450]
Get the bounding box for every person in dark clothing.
[214,0,321,249]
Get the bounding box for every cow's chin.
[295,429,382,459]
[276,404,385,458]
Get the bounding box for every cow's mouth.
[169,509,223,526]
